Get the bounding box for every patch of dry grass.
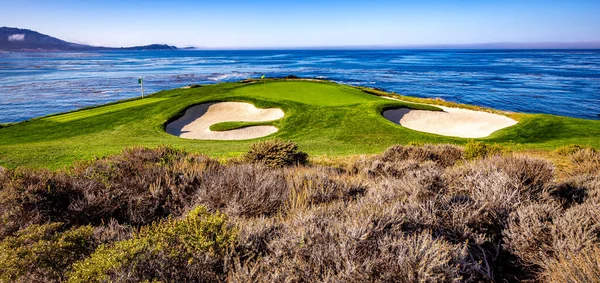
[543,245,600,283]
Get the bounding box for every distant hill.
[0,27,177,51]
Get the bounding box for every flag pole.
[140,77,145,98]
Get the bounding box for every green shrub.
[554,144,590,156]
[67,206,236,283]
[243,139,308,168]
[463,140,505,160]
[0,223,95,282]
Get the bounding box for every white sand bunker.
[383,106,517,138]
[166,102,284,140]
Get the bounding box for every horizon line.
[183,41,600,51]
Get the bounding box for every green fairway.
[1,79,599,169]
[43,98,169,123]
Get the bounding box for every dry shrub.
[92,219,135,244]
[542,245,600,283]
[447,161,527,236]
[448,155,554,202]
[380,144,464,167]
[195,164,289,218]
[441,155,555,280]
[551,202,600,256]
[69,146,220,226]
[364,159,444,181]
[233,217,282,259]
[504,203,561,267]
[228,156,488,281]
[0,165,6,181]
[446,155,553,236]
[357,155,523,280]
[349,144,462,179]
[0,146,220,239]
[550,175,600,208]
[568,148,600,177]
[504,198,600,279]
[395,161,446,194]
[229,202,469,282]
[0,169,84,239]
[585,177,600,203]
[243,139,308,168]
[284,166,367,210]
[373,231,469,282]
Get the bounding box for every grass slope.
[43,98,169,123]
[1,79,599,169]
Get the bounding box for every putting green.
[0,79,599,169]
[231,81,374,106]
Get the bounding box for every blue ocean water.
[1,50,599,123]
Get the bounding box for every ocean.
[1,49,599,123]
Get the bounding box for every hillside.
[0,27,177,51]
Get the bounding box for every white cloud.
[8,34,25,41]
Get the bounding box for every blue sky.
[1,0,599,48]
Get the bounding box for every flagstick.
[141,77,145,98]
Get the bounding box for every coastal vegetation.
[1,79,599,169]
[1,142,599,282]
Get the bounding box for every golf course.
[1,79,599,169]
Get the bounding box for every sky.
[1,0,599,48]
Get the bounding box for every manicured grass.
[43,98,168,123]
[1,79,599,169]
[239,81,374,106]
[209,121,275,132]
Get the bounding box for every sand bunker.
[383,105,517,138]
[166,102,284,140]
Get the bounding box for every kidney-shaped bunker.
[166,102,284,140]
[383,106,517,138]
